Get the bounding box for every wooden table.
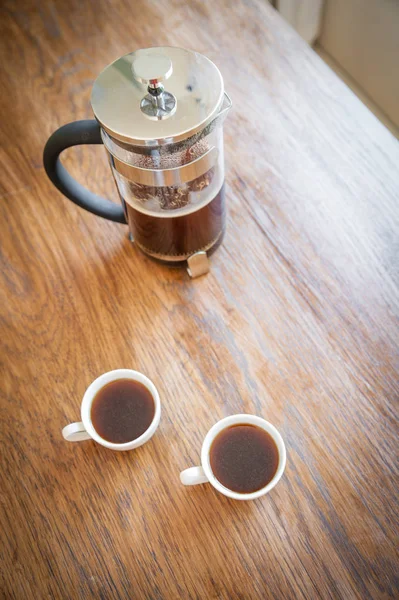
[1,1,398,598]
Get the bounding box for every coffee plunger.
[43,47,231,277]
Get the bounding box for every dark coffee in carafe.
[125,183,225,261]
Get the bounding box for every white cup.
[180,414,286,500]
[62,369,161,451]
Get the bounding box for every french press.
[43,47,231,277]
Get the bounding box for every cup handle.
[62,422,92,442]
[180,466,209,486]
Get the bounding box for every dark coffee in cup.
[209,424,279,494]
[91,379,155,444]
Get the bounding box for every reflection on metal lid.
[91,47,224,146]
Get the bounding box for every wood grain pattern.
[1,0,398,598]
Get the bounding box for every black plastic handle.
[43,120,127,224]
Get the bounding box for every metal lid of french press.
[91,47,224,146]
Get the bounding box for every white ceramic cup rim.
[81,369,161,450]
[201,414,286,500]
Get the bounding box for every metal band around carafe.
[106,144,218,188]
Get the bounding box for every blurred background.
[272,0,399,138]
